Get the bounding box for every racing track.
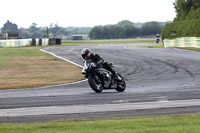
[1,44,200,123]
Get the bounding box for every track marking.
[39,49,87,88]
[37,79,88,89]
[40,49,83,68]
[1,99,200,117]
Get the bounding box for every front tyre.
[115,74,126,92]
[88,75,103,93]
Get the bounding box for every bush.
[162,2,200,40]
[161,19,200,40]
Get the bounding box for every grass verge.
[176,47,200,52]
[127,44,164,48]
[142,44,164,48]
[62,38,155,46]
[0,47,84,90]
[1,114,200,133]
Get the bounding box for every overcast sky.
[0,0,176,28]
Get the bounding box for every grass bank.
[127,44,164,48]
[1,114,200,133]
[176,47,200,52]
[0,47,84,90]
[62,38,155,46]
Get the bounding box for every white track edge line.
[38,49,87,88]
[40,49,83,68]
[1,99,200,117]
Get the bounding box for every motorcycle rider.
[156,34,160,43]
[81,48,120,80]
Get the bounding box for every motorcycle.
[156,34,160,44]
[156,37,160,44]
[82,59,126,93]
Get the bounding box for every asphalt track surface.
[1,44,200,123]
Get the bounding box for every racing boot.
[113,72,121,81]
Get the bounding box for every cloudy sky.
[0,0,176,28]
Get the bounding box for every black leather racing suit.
[88,53,117,75]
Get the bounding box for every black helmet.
[81,48,91,60]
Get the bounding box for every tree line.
[21,23,92,39]
[1,20,168,39]
[89,20,164,39]
[1,21,91,39]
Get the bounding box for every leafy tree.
[1,20,18,33]
[117,20,134,27]
[29,23,44,38]
[50,23,62,37]
[141,22,162,36]
[174,0,200,21]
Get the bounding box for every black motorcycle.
[156,34,160,44]
[82,59,126,93]
[156,38,160,44]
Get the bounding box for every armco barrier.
[163,37,200,48]
[0,38,49,48]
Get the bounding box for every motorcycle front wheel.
[88,75,103,93]
[115,74,126,92]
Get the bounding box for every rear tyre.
[88,75,103,93]
[115,74,126,92]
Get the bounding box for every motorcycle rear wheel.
[88,75,103,93]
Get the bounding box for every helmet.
[156,34,160,37]
[81,48,92,60]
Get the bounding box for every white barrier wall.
[0,38,49,48]
[163,37,200,48]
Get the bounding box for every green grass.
[176,47,200,52]
[127,44,164,48]
[0,58,7,69]
[0,47,83,90]
[1,114,200,133]
[0,47,50,57]
[143,44,164,48]
[0,47,50,70]
[62,38,155,46]
[0,47,45,69]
